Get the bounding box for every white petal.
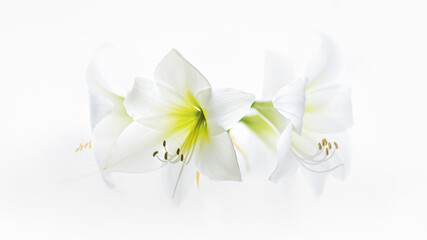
[99,170,114,188]
[273,78,307,134]
[330,132,351,180]
[89,91,113,130]
[92,112,132,170]
[105,122,165,173]
[304,84,353,133]
[300,167,328,195]
[91,46,141,97]
[305,34,343,89]
[269,123,297,182]
[124,78,164,119]
[86,61,123,130]
[124,78,189,131]
[196,88,255,133]
[195,132,242,181]
[155,49,211,97]
[263,51,296,99]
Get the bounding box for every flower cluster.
[83,35,352,198]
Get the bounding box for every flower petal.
[305,34,343,89]
[263,51,296,99]
[86,61,124,130]
[195,132,242,181]
[105,122,165,173]
[300,167,328,195]
[91,111,133,170]
[90,46,141,97]
[272,78,307,134]
[155,49,211,97]
[89,90,113,130]
[304,84,353,133]
[124,78,191,131]
[124,78,165,119]
[269,123,297,181]
[196,88,255,133]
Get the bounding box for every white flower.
[106,49,255,198]
[86,47,135,187]
[242,35,353,194]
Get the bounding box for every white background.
[1,0,426,239]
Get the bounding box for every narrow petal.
[155,49,211,98]
[304,84,353,133]
[89,90,113,130]
[305,34,343,89]
[263,51,296,99]
[269,123,297,181]
[90,46,141,97]
[196,88,255,133]
[105,122,165,173]
[272,78,307,134]
[195,132,242,181]
[300,168,328,196]
[86,61,123,130]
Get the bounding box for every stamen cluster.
[294,138,343,173]
[153,140,186,164]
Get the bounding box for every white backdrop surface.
[1,0,426,239]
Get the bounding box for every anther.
[328,142,332,149]
[153,151,159,157]
[325,148,329,156]
[318,142,322,150]
[164,152,168,160]
[176,148,180,155]
[322,138,327,146]
[163,140,166,147]
[180,154,184,161]
[334,142,338,149]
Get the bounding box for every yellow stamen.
[328,142,332,149]
[318,142,322,150]
[334,142,339,149]
[196,171,200,188]
[153,151,159,157]
[325,148,329,156]
[75,141,91,153]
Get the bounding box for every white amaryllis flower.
[242,35,353,193]
[86,48,135,186]
[107,49,254,197]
